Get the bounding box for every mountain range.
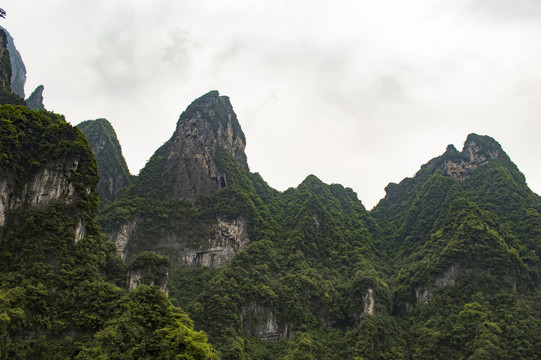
[1,26,540,359]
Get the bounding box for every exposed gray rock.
[240,303,296,342]
[423,134,503,182]
[0,158,78,225]
[415,287,433,305]
[434,263,461,287]
[362,288,375,317]
[127,266,169,293]
[412,264,461,306]
[107,92,251,269]
[0,157,90,242]
[192,217,250,268]
[26,85,45,111]
[111,218,139,260]
[112,216,250,270]
[163,90,248,201]
[0,26,26,98]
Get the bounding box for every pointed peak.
[445,144,459,153]
[462,133,505,161]
[421,134,509,181]
[180,90,229,117]
[26,85,45,111]
[300,174,324,187]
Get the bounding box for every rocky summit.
[164,90,248,201]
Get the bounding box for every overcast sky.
[3,0,541,208]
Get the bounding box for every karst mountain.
[1,26,541,359]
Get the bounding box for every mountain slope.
[77,118,132,207]
[370,134,541,359]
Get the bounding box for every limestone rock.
[126,252,170,293]
[0,26,26,98]
[0,157,84,229]
[107,91,251,269]
[412,264,461,307]
[112,216,250,270]
[362,288,375,317]
[111,217,139,260]
[163,90,248,201]
[422,134,504,182]
[240,303,296,342]
[26,85,45,111]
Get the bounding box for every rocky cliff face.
[422,134,504,182]
[111,216,250,270]
[0,29,25,106]
[240,303,296,342]
[0,26,25,98]
[0,157,83,228]
[77,118,132,205]
[26,84,45,111]
[112,90,249,202]
[0,106,98,249]
[0,29,12,94]
[163,90,248,201]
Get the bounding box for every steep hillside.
[77,118,132,207]
[169,173,391,359]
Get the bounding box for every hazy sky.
[3,0,541,208]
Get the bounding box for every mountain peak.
[26,84,45,111]
[422,133,507,181]
[462,133,505,165]
[129,91,249,201]
[178,90,247,147]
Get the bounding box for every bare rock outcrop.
[240,303,296,342]
[26,85,45,111]
[163,90,248,201]
[423,134,504,182]
[112,216,250,270]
